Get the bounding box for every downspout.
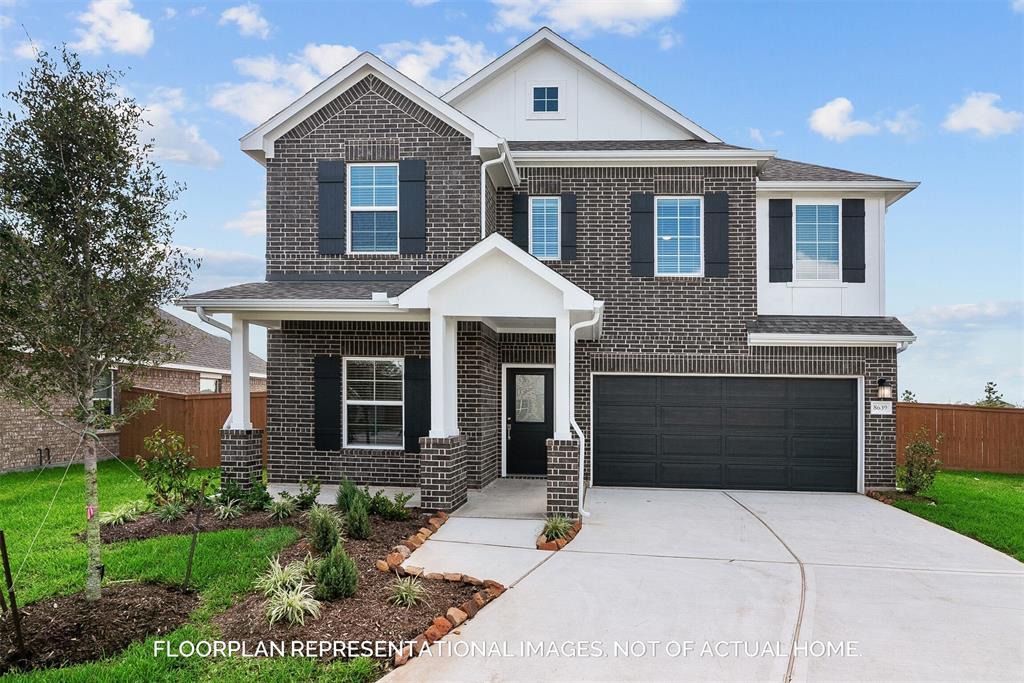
[195,306,232,335]
[479,139,512,239]
[569,302,604,518]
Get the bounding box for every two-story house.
[180,28,917,517]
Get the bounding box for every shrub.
[307,504,341,553]
[156,500,187,523]
[294,478,321,510]
[254,555,306,596]
[136,427,198,505]
[98,500,145,526]
[346,495,372,540]
[900,427,943,495]
[265,582,321,626]
[219,479,245,506]
[243,476,273,511]
[314,543,359,600]
[214,499,244,520]
[368,490,412,521]
[267,497,296,521]
[388,576,426,608]
[336,479,367,514]
[543,516,572,542]
[299,552,322,580]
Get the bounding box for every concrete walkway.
[386,488,1024,683]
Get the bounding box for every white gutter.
[512,149,776,168]
[480,139,517,239]
[748,333,917,347]
[195,305,232,334]
[569,302,604,518]
[184,298,402,313]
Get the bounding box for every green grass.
[891,470,1024,562]
[0,461,378,681]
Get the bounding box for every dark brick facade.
[546,438,580,518]
[220,428,264,489]
[419,435,468,512]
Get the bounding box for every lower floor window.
[92,369,115,416]
[344,358,404,448]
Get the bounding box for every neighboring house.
[180,28,917,516]
[0,310,267,473]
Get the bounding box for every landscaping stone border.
[372,510,508,669]
[535,518,583,551]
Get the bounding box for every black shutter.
[399,159,426,254]
[512,193,529,250]
[768,198,793,282]
[404,357,430,453]
[630,192,655,276]
[560,192,577,261]
[313,355,340,451]
[842,199,866,283]
[318,161,345,255]
[703,191,729,277]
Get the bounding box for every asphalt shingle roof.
[508,140,753,151]
[759,158,901,182]
[181,279,419,301]
[747,316,914,337]
[158,310,266,375]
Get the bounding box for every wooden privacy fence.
[120,388,267,468]
[896,402,1024,474]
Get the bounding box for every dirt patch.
[0,583,198,674]
[93,508,290,544]
[215,510,477,659]
[869,490,937,505]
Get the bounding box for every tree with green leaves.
[900,389,917,403]
[0,47,195,600]
[975,381,1015,409]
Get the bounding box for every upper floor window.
[344,358,403,449]
[348,163,399,254]
[794,204,840,280]
[532,86,559,113]
[92,369,115,416]
[529,196,561,260]
[655,197,702,276]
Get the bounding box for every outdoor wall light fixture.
[877,377,892,399]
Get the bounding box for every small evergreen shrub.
[243,476,273,511]
[214,499,244,520]
[368,490,412,521]
[314,543,359,600]
[294,478,321,510]
[388,576,426,608]
[299,552,322,580]
[335,479,367,513]
[346,495,373,540]
[543,516,572,542]
[265,583,321,626]
[899,427,943,495]
[218,479,245,506]
[267,497,296,521]
[307,504,341,552]
[156,500,187,522]
[136,427,198,505]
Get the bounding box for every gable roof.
[760,158,900,182]
[239,52,500,163]
[158,310,266,376]
[508,140,751,152]
[443,27,721,143]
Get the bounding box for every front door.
[505,367,553,475]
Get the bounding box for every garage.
[593,376,858,492]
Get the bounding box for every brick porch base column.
[220,429,263,490]
[546,438,579,518]
[419,436,468,512]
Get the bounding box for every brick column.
[220,429,263,490]
[546,438,579,519]
[419,436,468,512]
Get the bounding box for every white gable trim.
[443,27,721,144]
[397,233,595,310]
[240,52,500,164]
[757,180,920,207]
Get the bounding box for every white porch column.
[554,310,572,440]
[229,316,252,430]
[429,310,459,437]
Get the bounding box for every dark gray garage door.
[593,376,857,492]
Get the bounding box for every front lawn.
[890,470,1024,562]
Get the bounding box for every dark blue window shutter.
[399,159,426,254]
[703,191,729,277]
[512,193,529,250]
[403,356,430,453]
[560,192,577,261]
[313,355,341,451]
[630,192,655,276]
[842,199,866,283]
[317,160,345,255]
[768,198,793,282]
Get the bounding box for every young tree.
[0,48,195,600]
[900,389,917,403]
[975,381,1015,408]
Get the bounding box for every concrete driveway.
[386,489,1024,683]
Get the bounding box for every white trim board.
[747,333,916,347]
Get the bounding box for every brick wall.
[546,438,579,518]
[419,435,468,512]
[458,322,500,488]
[0,393,120,473]
[129,367,266,394]
[221,429,264,489]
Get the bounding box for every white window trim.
[526,79,566,120]
[654,195,704,277]
[91,368,116,416]
[792,200,842,282]
[342,356,405,451]
[346,162,400,255]
[528,195,562,260]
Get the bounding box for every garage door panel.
[727,436,788,458]
[662,377,722,402]
[790,465,855,491]
[661,406,722,428]
[792,437,855,460]
[725,407,788,428]
[595,433,657,457]
[793,379,856,402]
[725,378,788,400]
[597,376,655,402]
[595,404,656,427]
[725,464,789,489]
[594,460,658,487]
[793,408,854,430]
[662,435,722,458]
[659,462,723,487]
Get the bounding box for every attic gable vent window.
[533,86,558,113]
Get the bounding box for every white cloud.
[379,37,494,93]
[808,97,879,142]
[141,87,221,168]
[884,107,921,137]
[657,26,681,50]
[13,40,41,60]
[73,0,153,56]
[178,244,265,296]
[224,201,266,236]
[163,7,176,19]
[190,6,206,16]
[904,301,1023,331]
[1013,0,1024,13]
[943,92,1024,137]
[410,0,439,5]
[0,14,11,28]
[748,127,764,145]
[491,0,683,36]
[209,42,359,124]
[219,3,270,39]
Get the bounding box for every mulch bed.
[214,509,477,660]
[92,508,289,544]
[0,583,198,674]
[869,490,937,505]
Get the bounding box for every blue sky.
[1,0,1022,404]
